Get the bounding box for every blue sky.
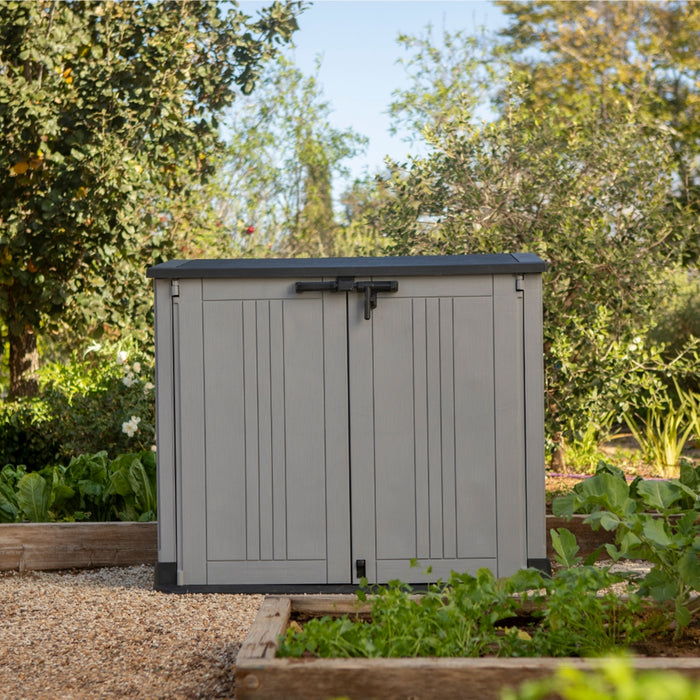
[240,1,508,185]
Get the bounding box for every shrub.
[0,399,61,471]
[0,339,155,468]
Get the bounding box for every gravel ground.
[0,565,263,699]
[0,559,656,699]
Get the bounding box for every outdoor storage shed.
[147,254,548,592]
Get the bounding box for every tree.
[212,55,368,257]
[372,8,698,465]
[0,0,301,397]
[497,0,700,257]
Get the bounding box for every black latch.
[356,559,366,579]
[295,277,398,320]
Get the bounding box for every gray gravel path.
[0,565,263,699]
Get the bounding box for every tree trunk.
[9,326,39,399]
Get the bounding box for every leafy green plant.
[553,461,700,637]
[278,568,536,659]
[16,472,53,522]
[503,656,700,700]
[278,550,644,660]
[537,529,645,657]
[0,464,25,522]
[561,417,612,473]
[38,341,156,460]
[0,450,157,523]
[105,452,157,522]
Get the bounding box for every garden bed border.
[235,595,700,700]
[0,521,157,572]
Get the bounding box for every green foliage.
[503,656,700,700]
[622,379,700,476]
[0,339,155,468]
[0,450,157,522]
[40,341,156,460]
[278,562,644,660]
[0,398,61,471]
[650,270,700,362]
[16,472,52,522]
[560,418,613,474]
[0,0,301,394]
[0,463,24,522]
[497,1,700,227]
[553,461,700,636]
[214,53,368,257]
[371,4,699,457]
[105,452,157,522]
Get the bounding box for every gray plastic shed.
[147,254,548,592]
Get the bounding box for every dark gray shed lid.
[147,253,546,279]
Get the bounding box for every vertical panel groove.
[491,277,499,571]
[452,298,458,558]
[282,301,288,561]
[409,303,416,559]
[438,299,443,556]
[322,292,328,577]
[371,309,378,581]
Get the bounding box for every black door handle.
[354,281,399,319]
[295,277,398,320]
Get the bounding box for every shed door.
[348,275,527,583]
[175,278,350,586]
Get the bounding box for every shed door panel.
[178,280,350,585]
[349,277,499,584]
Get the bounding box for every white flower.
[121,415,141,437]
[628,337,642,352]
[150,445,157,452]
[132,361,141,374]
[116,350,128,365]
[84,342,102,357]
[122,372,136,387]
[143,381,155,394]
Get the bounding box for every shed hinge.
[515,274,525,293]
[170,280,180,297]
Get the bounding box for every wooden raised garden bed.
[236,595,700,700]
[0,521,157,572]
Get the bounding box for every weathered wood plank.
[237,597,291,661]
[236,655,700,700]
[0,522,157,571]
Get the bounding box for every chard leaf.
[17,473,51,522]
[0,490,18,523]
